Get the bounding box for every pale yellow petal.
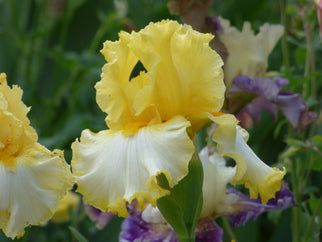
[131,21,224,122]
[0,73,37,141]
[0,75,38,168]
[0,146,73,239]
[71,115,194,217]
[210,114,286,203]
[96,20,225,130]
[219,18,284,88]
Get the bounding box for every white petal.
[142,204,166,224]
[199,147,237,218]
[0,146,73,239]
[71,115,194,217]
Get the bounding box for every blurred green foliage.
[0,0,321,241]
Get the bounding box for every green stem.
[221,217,237,241]
[300,6,316,100]
[288,126,300,242]
[281,0,289,72]
[291,158,300,242]
[303,199,322,242]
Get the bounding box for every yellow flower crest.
[96,19,225,131]
[0,73,73,239]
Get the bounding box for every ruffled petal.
[71,116,194,217]
[0,146,73,239]
[0,73,37,143]
[96,20,225,130]
[218,18,284,88]
[210,114,286,203]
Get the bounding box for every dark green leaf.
[157,158,203,240]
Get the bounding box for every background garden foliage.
[0,0,321,241]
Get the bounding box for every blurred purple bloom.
[83,202,115,230]
[206,15,224,34]
[227,75,316,131]
[228,182,296,226]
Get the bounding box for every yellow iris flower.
[71,20,285,218]
[0,73,73,239]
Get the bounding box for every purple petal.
[227,182,296,227]
[120,202,178,242]
[228,75,316,131]
[83,203,115,230]
[195,217,223,242]
[229,75,280,99]
[237,97,278,126]
[275,92,316,131]
[273,76,289,89]
[206,15,224,33]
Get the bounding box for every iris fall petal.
[71,116,194,217]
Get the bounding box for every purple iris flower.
[228,182,296,226]
[227,75,316,132]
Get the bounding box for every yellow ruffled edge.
[226,149,286,203]
[80,169,175,218]
[1,148,74,239]
[72,115,194,217]
[248,167,286,204]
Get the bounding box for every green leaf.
[311,150,322,171]
[309,198,322,217]
[281,146,305,159]
[69,226,88,242]
[312,135,322,149]
[267,210,283,224]
[285,138,306,148]
[157,158,204,241]
[273,120,287,139]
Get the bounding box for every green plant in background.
[0,0,321,241]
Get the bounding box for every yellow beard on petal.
[122,121,148,136]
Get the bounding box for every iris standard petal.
[71,116,194,217]
[210,114,286,203]
[0,73,37,143]
[0,146,73,239]
[96,20,225,130]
